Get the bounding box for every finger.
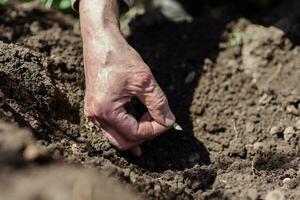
[129,146,142,157]
[92,117,141,152]
[137,78,175,127]
[99,119,143,157]
[99,105,169,141]
[137,112,171,139]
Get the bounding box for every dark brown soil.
[0,2,300,200]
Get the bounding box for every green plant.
[0,0,8,5]
[0,0,72,12]
[230,29,253,46]
[41,0,71,10]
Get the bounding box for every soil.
[0,2,300,200]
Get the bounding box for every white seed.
[173,123,183,131]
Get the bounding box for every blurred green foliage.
[0,0,72,12]
[41,0,72,11]
[0,0,8,5]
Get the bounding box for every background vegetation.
[0,0,72,12]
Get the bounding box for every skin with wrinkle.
[80,0,175,156]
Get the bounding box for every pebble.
[185,71,196,84]
[253,142,264,151]
[283,126,295,142]
[259,93,272,105]
[71,143,80,154]
[228,138,247,158]
[247,188,258,200]
[270,126,284,136]
[87,121,95,128]
[129,171,137,183]
[265,189,285,200]
[123,168,130,177]
[282,178,298,189]
[23,145,39,161]
[282,177,291,185]
[154,184,161,193]
[246,122,255,133]
[286,104,298,115]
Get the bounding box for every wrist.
[79,0,120,42]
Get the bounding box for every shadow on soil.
[120,0,300,172]
[122,15,224,172]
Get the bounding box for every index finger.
[96,105,170,141]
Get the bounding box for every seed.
[173,122,183,131]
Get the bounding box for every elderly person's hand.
[79,0,175,156]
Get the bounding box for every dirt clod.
[265,189,285,200]
[283,126,296,142]
[0,2,300,200]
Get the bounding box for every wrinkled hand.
[83,33,175,156]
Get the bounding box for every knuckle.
[153,93,168,110]
[84,97,112,120]
[135,70,153,87]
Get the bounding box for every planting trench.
[0,2,300,200]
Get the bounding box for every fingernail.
[164,111,176,127]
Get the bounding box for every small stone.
[283,126,295,142]
[185,71,196,84]
[259,93,272,105]
[129,171,137,184]
[286,104,299,115]
[228,138,247,158]
[123,168,130,177]
[282,178,298,189]
[253,142,264,151]
[282,177,291,185]
[71,143,80,154]
[282,177,297,189]
[154,185,161,193]
[87,121,94,127]
[23,145,39,161]
[270,126,284,136]
[247,188,258,200]
[246,122,255,133]
[265,189,285,200]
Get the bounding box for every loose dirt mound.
[0,2,300,200]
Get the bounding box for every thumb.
[129,146,142,157]
[138,79,175,127]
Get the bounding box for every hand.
[83,34,175,156]
[79,0,175,156]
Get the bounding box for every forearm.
[79,0,121,43]
[79,0,127,87]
